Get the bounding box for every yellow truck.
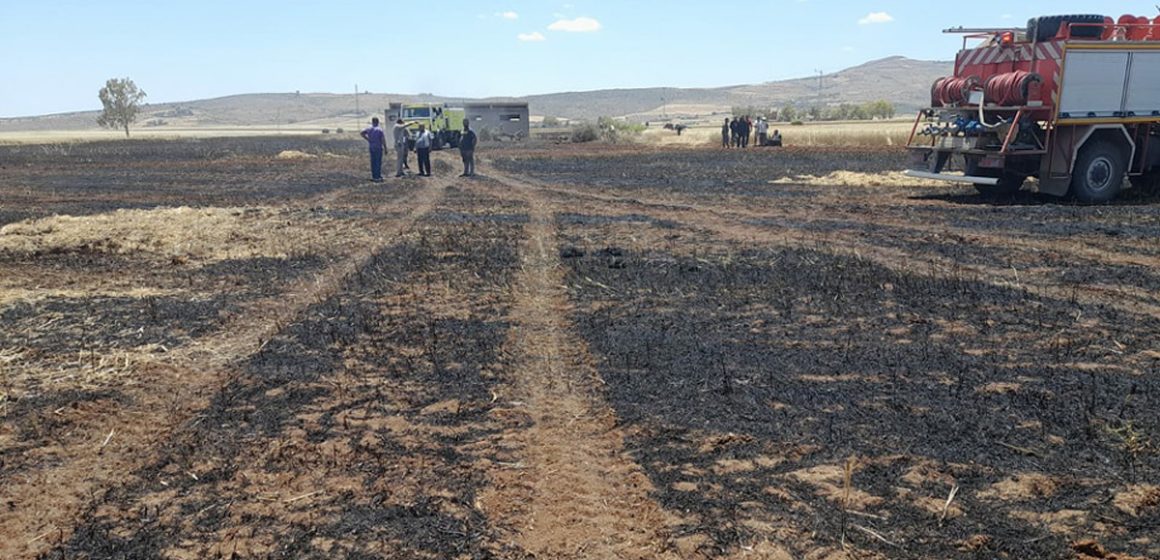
[387,103,465,150]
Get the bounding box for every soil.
[1,138,1158,559]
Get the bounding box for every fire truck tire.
[1071,140,1126,203]
[1027,15,1105,42]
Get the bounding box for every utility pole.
[354,83,360,130]
[815,69,823,106]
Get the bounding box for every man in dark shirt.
[360,117,386,182]
[459,119,478,177]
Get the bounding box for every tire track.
[470,176,679,559]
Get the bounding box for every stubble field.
[1,137,1158,560]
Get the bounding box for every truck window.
[404,108,432,119]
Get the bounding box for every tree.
[97,78,147,137]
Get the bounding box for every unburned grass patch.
[0,206,353,264]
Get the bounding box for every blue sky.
[1,1,1155,117]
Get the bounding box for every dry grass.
[779,121,914,147]
[0,206,355,263]
[769,170,945,188]
[0,126,341,145]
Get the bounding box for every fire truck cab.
[906,14,1160,202]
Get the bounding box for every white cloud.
[548,16,602,32]
[518,31,546,42]
[498,11,519,20]
[858,12,894,25]
[1000,14,1013,20]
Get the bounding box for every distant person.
[740,117,751,148]
[414,124,433,177]
[392,119,413,177]
[756,117,769,147]
[730,118,740,148]
[771,129,783,147]
[459,119,477,177]
[360,117,386,182]
[721,118,730,148]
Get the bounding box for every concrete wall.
[464,103,530,140]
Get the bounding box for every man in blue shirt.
[360,117,386,182]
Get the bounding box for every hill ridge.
[0,56,951,131]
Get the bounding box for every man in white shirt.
[756,118,769,147]
[392,119,414,177]
[414,124,433,177]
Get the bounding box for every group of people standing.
[722,116,781,149]
[359,117,477,182]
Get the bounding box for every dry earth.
[1,137,1158,559]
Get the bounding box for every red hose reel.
[984,71,1043,106]
[931,76,979,107]
[932,71,1042,107]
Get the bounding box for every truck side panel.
[1125,52,1160,116]
[1059,51,1130,118]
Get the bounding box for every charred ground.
[1,138,1158,559]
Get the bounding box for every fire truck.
[906,14,1160,202]
[386,102,465,150]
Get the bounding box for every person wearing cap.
[392,119,413,177]
[360,117,387,182]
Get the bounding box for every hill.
[0,57,950,132]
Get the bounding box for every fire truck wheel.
[1071,140,1126,203]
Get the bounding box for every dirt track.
[1,137,1158,559]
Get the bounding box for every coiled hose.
[984,71,1043,106]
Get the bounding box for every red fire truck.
[906,14,1160,202]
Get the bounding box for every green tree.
[542,116,560,127]
[97,77,147,137]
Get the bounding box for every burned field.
[2,138,1160,559]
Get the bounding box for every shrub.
[571,123,600,143]
[322,128,330,134]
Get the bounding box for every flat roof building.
[464,102,529,140]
